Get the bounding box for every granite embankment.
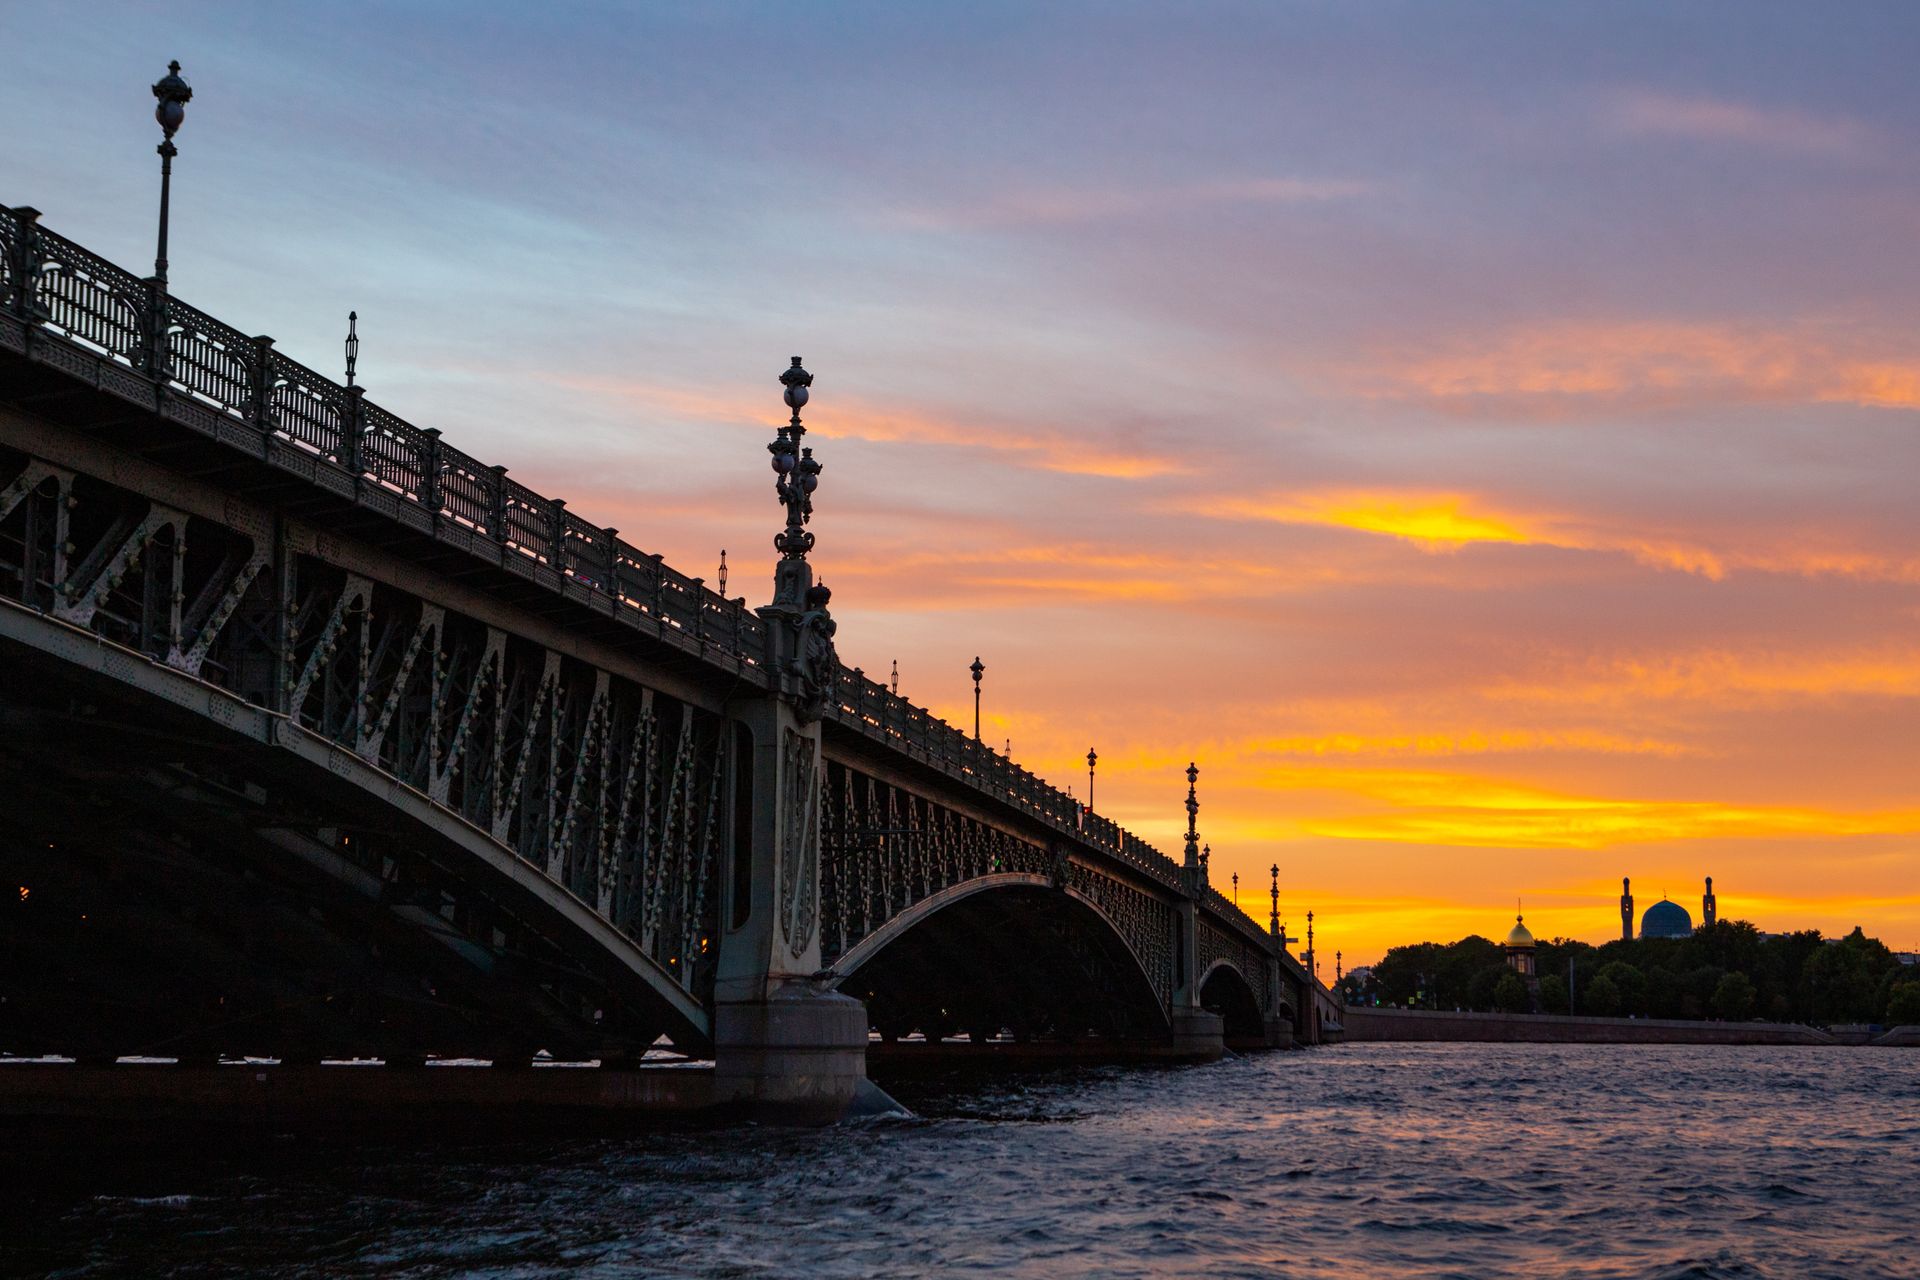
[1339,1008,1920,1045]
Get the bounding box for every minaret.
[1620,876,1634,942]
[1703,875,1716,929]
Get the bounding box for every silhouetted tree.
[1538,974,1569,1014]
[1595,961,1646,1016]
[1885,981,1920,1026]
[1494,970,1530,1013]
[1712,972,1756,1021]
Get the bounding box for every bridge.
[0,199,1340,1123]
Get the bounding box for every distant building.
[1640,898,1693,939]
[1505,913,1537,978]
[1618,875,1715,938]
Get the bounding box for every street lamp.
[150,60,192,288]
[1086,747,1097,811]
[344,311,360,386]
[1269,864,1280,938]
[970,656,984,740]
[768,357,820,609]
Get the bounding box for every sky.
[8,1,1920,966]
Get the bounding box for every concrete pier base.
[713,986,885,1124]
[1168,1009,1225,1061]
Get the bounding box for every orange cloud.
[1344,320,1920,414]
[1485,646,1920,709]
[536,371,1189,481]
[1204,491,1537,550]
[1239,765,1920,850]
[1194,486,1920,583]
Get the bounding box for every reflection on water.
[11,1045,1920,1279]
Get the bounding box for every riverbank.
[1341,1007,1920,1045]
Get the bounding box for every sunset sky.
[10,2,1920,964]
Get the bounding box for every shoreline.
[1341,1007,1920,1046]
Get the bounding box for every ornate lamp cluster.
[1183,762,1201,871]
[769,357,821,561]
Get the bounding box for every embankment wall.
[1341,1007,1835,1045]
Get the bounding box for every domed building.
[1639,897,1693,939]
[1504,913,1536,977]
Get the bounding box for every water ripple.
[10,1045,1920,1278]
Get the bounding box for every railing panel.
[164,298,253,417]
[500,479,552,557]
[360,403,428,497]
[32,227,146,362]
[268,350,346,459]
[437,445,496,531]
[0,207,19,300]
[560,511,606,587]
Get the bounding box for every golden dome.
[1505,914,1535,948]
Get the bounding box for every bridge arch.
[829,874,1172,1044]
[0,601,714,1059]
[1198,958,1266,1047]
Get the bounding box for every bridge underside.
[0,631,709,1064]
[1200,962,1267,1049]
[833,883,1172,1048]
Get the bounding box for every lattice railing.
[0,200,1287,970]
[0,200,762,672]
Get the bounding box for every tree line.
[1340,920,1920,1027]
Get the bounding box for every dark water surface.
[12,1044,1920,1279]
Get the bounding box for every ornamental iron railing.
[0,200,1286,958]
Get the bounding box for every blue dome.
[1640,899,1693,939]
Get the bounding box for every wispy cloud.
[1606,89,1875,157]
[1269,766,1920,850]
[887,176,1372,231]
[1484,646,1920,709]
[1190,486,1920,583]
[1342,320,1920,416]
[530,371,1189,480]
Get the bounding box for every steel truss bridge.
[0,201,1337,1116]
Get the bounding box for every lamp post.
[1232,871,1239,910]
[1086,747,1097,811]
[1269,864,1280,938]
[1182,762,1201,872]
[767,357,820,610]
[344,311,359,386]
[970,656,984,740]
[150,60,192,288]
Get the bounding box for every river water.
[12,1044,1920,1279]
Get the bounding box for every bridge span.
[0,201,1340,1123]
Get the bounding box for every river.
[11,1044,1919,1278]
